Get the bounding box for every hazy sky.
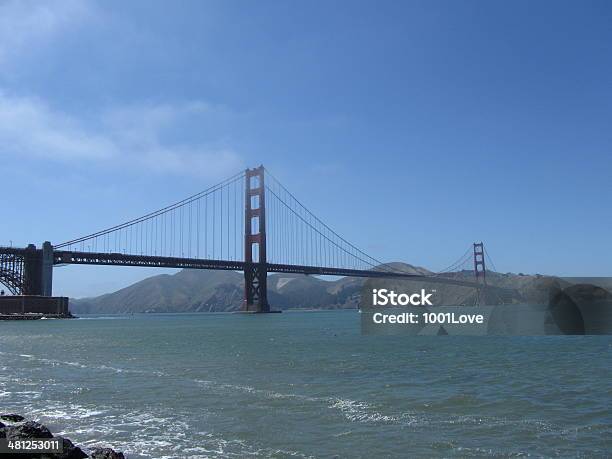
[1,0,610,297]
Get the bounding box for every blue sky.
[0,0,610,297]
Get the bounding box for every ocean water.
[0,311,610,458]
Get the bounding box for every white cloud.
[0,93,116,160]
[140,147,243,178]
[0,1,244,180]
[0,0,92,68]
[0,92,244,179]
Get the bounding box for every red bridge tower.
[243,166,270,312]
[473,242,486,284]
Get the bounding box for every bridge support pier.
[19,242,53,296]
[22,244,42,295]
[42,241,53,296]
[243,166,271,312]
[244,263,269,312]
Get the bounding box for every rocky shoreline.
[0,414,124,458]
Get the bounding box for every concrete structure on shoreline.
[0,295,70,319]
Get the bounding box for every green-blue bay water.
[0,311,610,458]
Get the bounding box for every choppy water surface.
[0,311,610,458]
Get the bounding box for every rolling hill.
[70,263,554,314]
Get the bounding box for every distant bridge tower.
[473,242,486,305]
[243,166,270,312]
[473,242,486,284]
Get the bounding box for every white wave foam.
[328,398,401,423]
[195,378,407,426]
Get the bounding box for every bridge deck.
[52,250,507,291]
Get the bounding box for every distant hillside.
[70,263,557,314]
[72,269,244,314]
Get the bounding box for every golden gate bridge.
[0,166,502,312]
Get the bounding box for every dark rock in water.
[55,436,89,459]
[0,414,24,422]
[561,283,612,334]
[0,415,123,458]
[90,447,126,459]
[5,420,53,439]
[549,286,585,334]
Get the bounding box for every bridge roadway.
[51,249,508,291]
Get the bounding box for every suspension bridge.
[0,166,502,312]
